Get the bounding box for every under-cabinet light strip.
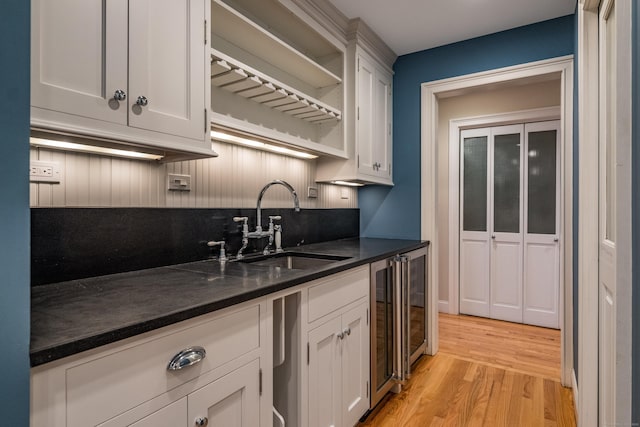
[30,138,164,160]
[331,180,365,187]
[210,131,318,159]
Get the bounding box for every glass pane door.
[493,133,521,233]
[463,136,488,231]
[527,130,557,234]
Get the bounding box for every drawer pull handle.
[167,346,207,371]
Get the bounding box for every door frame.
[577,0,633,425]
[420,56,574,386]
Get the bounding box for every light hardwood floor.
[358,314,576,427]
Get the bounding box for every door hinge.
[366,381,369,398]
[204,19,207,44]
[389,163,391,176]
[307,342,310,365]
[357,107,360,121]
[357,155,360,168]
[366,308,369,326]
[259,368,263,395]
[204,109,208,133]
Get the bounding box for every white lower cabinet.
[308,301,369,427]
[31,299,265,427]
[127,359,261,427]
[31,266,372,427]
[188,359,261,427]
[305,265,370,427]
[129,398,187,427]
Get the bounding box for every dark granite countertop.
[31,238,428,367]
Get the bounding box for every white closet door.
[490,125,524,323]
[523,121,561,329]
[459,128,491,318]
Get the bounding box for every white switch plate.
[168,173,191,191]
[340,188,349,199]
[30,160,61,183]
[307,186,318,198]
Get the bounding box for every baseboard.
[572,369,579,425]
[438,300,449,313]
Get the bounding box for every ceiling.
[327,0,576,56]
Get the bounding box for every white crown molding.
[346,18,397,70]
[287,0,349,45]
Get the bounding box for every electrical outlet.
[307,186,318,198]
[168,173,191,191]
[30,160,61,183]
[340,188,349,199]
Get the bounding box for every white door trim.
[420,55,574,386]
[577,2,599,423]
[448,107,561,317]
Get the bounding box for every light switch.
[307,186,318,199]
[168,173,191,191]
[340,188,349,199]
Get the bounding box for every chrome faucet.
[255,180,300,233]
[233,180,300,259]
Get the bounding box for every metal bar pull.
[401,255,411,379]
[167,346,207,371]
[392,256,406,384]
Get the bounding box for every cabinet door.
[188,359,261,427]
[308,316,342,427]
[341,301,370,427]
[356,54,376,176]
[372,68,392,179]
[129,398,186,427]
[31,0,128,124]
[128,0,206,141]
[356,53,392,182]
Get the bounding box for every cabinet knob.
[337,331,345,340]
[195,417,208,426]
[113,89,127,101]
[136,95,149,106]
[345,327,351,336]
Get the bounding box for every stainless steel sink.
[236,252,350,270]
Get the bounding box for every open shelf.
[211,50,342,125]
[211,0,342,89]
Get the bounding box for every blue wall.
[0,0,31,424]
[359,15,576,239]
[632,2,639,424]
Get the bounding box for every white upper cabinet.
[356,51,392,182]
[128,0,206,141]
[31,0,214,158]
[316,18,396,186]
[31,0,128,125]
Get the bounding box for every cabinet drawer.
[66,303,261,427]
[307,265,368,323]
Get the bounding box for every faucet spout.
[256,180,300,231]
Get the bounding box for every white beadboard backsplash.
[30,142,357,209]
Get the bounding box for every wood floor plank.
[358,313,576,427]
